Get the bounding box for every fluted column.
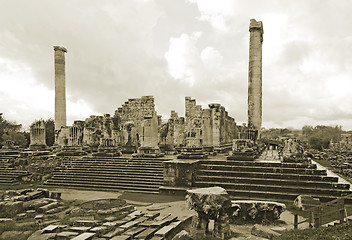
[54,46,67,131]
[248,19,263,137]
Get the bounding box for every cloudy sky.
[1,0,352,131]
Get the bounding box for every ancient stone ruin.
[29,120,47,150]
[186,187,232,240]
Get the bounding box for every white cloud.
[187,0,236,32]
[1,0,352,131]
[0,57,98,129]
[164,32,203,86]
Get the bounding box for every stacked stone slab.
[194,159,351,201]
[45,157,167,192]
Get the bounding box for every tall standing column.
[54,46,67,131]
[248,19,263,137]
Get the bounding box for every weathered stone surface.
[251,224,281,239]
[270,227,287,233]
[230,200,286,221]
[163,160,200,187]
[186,187,231,240]
[38,201,60,213]
[171,230,193,240]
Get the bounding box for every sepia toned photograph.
[0,1,352,239]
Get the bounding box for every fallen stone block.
[270,226,287,234]
[74,220,101,227]
[56,231,80,239]
[110,235,131,240]
[71,232,96,240]
[41,224,59,234]
[251,224,281,239]
[0,218,13,223]
[135,227,158,239]
[38,201,60,213]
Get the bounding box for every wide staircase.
[45,157,168,193]
[0,157,28,184]
[194,159,352,201]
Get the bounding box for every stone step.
[0,179,15,184]
[61,160,164,167]
[200,160,315,169]
[45,181,159,193]
[0,170,28,175]
[79,157,169,164]
[194,181,352,197]
[196,175,350,189]
[50,175,163,185]
[200,164,327,175]
[52,172,163,181]
[47,177,161,187]
[57,165,163,171]
[53,168,163,176]
[197,169,338,182]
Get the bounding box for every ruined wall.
[82,114,116,147]
[185,97,236,147]
[185,97,203,147]
[160,111,186,148]
[56,120,84,146]
[55,95,237,149]
[248,19,263,137]
[30,120,46,146]
[113,96,158,148]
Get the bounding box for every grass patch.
[0,182,44,192]
[273,223,352,240]
[0,222,37,238]
[283,200,352,226]
[314,159,333,169]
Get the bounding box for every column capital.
[249,19,263,34]
[53,46,67,53]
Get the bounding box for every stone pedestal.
[177,147,208,159]
[163,160,199,187]
[133,146,164,158]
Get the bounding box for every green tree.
[2,131,27,147]
[0,113,24,148]
[44,119,55,146]
[302,125,342,150]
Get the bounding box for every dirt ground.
[54,188,122,202]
